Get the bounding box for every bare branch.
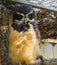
[32,58,57,65]
[41,38,57,44]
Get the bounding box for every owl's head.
[12,4,36,32]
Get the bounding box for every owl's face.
[12,4,36,32]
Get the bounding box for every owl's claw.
[39,55,47,62]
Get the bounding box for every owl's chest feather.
[9,25,39,64]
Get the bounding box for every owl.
[9,4,41,65]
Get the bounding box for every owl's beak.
[23,18,29,24]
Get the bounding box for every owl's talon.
[39,55,47,62]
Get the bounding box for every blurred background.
[0,0,57,65]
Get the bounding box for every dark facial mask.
[12,23,30,32]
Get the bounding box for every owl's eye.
[16,12,23,20]
[28,13,33,20]
[18,14,23,20]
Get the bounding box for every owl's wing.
[32,22,41,58]
[32,22,41,44]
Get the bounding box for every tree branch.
[41,38,57,44]
[32,57,57,65]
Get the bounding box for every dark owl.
[9,4,41,65]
